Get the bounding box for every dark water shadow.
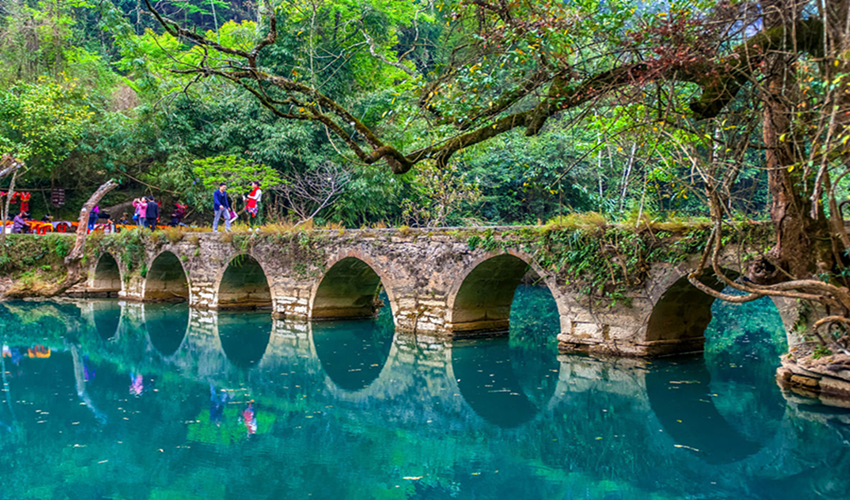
[144,303,190,356]
[217,311,272,369]
[646,358,764,464]
[452,337,539,428]
[312,295,394,392]
[452,285,561,428]
[92,301,122,341]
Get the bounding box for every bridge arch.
[143,251,190,301]
[216,254,273,310]
[309,252,397,321]
[446,251,565,336]
[643,267,795,355]
[90,253,122,295]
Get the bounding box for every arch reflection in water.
[646,294,788,464]
[452,285,560,428]
[312,292,394,392]
[144,302,190,356]
[705,294,788,446]
[217,311,272,369]
[91,300,122,340]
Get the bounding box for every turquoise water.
[0,288,848,499]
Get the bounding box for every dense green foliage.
[0,0,778,225]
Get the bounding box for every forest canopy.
[0,0,805,227]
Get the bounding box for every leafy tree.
[0,78,93,170]
[402,162,481,227]
[191,154,283,199]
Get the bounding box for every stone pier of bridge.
[83,227,807,357]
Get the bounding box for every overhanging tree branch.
[143,1,823,174]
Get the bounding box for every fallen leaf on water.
[674,444,700,452]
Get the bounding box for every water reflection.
[642,294,790,464]
[452,338,541,427]
[646,359,763,464]
[0,298,847,499]
[451,285,561,428]
[217,311,272,368]
[144,302,189,356]
[91,300,122,340]
[508,285,560,410]
[209,384,229,427]
[705,295,788,448]
[311,294,394,392]
[240,400,257,436]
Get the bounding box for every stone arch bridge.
[82,226,803,357]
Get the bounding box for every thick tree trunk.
[761,93,831,281]
[753,4,834,283]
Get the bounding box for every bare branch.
[276,162,351,222]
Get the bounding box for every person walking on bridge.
[133,197,147,228]
[144,196,159,230]
[212,183,231,232]
[244,181,262,227]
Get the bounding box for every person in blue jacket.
[212,183,231,232]
[144,196,159,230]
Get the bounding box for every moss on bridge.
[453,221,773,306]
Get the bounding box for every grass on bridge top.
[146,212,739,238]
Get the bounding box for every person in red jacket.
[243,181,263,227]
